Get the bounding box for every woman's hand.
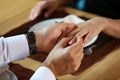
[29,0,63,20]
[68,17,109,46]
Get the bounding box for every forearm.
[103,19,120,39]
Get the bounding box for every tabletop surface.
[0,0,120,80]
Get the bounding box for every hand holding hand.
[43,37,84,76]
[34,23,77,53]
[68,17,108,46]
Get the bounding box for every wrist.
[47,64,58,77]
[43,61,58,77]
[101,17,112,32]
[34,31,43,52]
[94,17,110,32]
[26,32,37,55]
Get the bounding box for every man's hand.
[43,37,84,76]
[34,23,77,53]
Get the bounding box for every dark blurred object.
[84,36,113,55]
[84,0,120,19]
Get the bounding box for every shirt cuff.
[6,34,29,62]
[30,66,56,80]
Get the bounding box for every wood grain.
[58,48,120,80]
[0,0,120,80]
[0,0,38,35]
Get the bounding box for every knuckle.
[76,33,80,37]
[71,63,78,72]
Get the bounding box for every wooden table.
[0,0,120,80]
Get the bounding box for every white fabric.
[6,35,29,62]
[0,35,29,69]
[30,66,56,80]
[0,35,56,80]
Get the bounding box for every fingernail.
[30,16,34,20]
[69,39,75,45]
[68,36,74,45]
[83,40,87,47]
[29,15,33,20]
[83,43,85,46]
[68,40,72,45]
[33,13,37,18]
[30,13,37,20]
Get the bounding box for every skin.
[102,18,120,39]
[29,0,76,20]
[30,0,120,77]
[33,22,84,77]
[30,0,120,45]
[43,37,84,77]
[34,23,77,53]
[68,17,120,46]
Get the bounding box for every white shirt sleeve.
[0,35,56,79]
[30,66,56,80]
[0,34,29,68]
